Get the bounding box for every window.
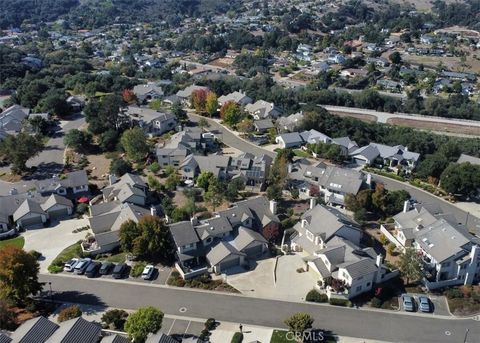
[443,262,451,268]
[356,286,362,292]
[306,230,314,241]
[366,282,371,287]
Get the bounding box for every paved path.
[39,274,480,343]
[322,105,480,135]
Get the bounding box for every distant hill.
[0,0,242,29]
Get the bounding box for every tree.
[124,306,164,342]
[58,305,82,323]
[266,184,283,201]
[28,116,48,135]
[119,219,142,253]
[165,172,180,191]
[198,117,209,130]
[0,133,44,174]
[122,89,137,104]
[191,88,208,113]
[101,309,129,330]
[220,101,242,126]
[110,158,132,177]
[99,129,119,152]
[204,180,224,211]
[226,178,245,201]
[205,91,218,117]
[171,101,186,120]
[0,298,16,330]
[388,51,402,65]
[236,118,254,134]
[440,162,480,197]
[196,171,215,191]
[84,94,124,134]
[0,247,42,305]
[120,127,150,162]
[284,312,314,337]
[132,215,175,262]
[397,248,423,284]
[64,129,91,153]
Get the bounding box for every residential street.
[39,274,480,343]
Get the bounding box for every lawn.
[293,149,310,158]
[48,241,83,273]
[101,252,127,263]
[270,330,336,343]
[0,236,25,250]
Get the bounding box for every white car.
[63,258,79,272]
[141,265,155,280]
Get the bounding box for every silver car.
[63,258,79,272]
[403,295,415,312]
[418,296,431,313]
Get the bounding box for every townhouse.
[291,203,398,299]
[169,196,279,278]
[381,203,480,290]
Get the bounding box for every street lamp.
[48,282,53,303]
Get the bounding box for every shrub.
[371,297,383,308]
[101,309,129,330]
[329,298,352,307]
[76,203,89,216]
[28,250,42,260]
[149,162,161,174]
[231,332,244,343]
[305,289,328,303]
[48,265,64,274]
[58,305,82,322]
[445,288,464,299]
[130,262,146,277]
[205,318,216,331]
[379,234,389,245]
[199,328,210,340]
[387,243,396,255]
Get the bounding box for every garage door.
[354,158,367,166]
[48,208,69,219]
[219,256,240,271]
[243,244,263,258]
[20,216,43,227]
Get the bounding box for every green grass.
[94,91,114,97]
[99,252,127,263]
[0,236,25,250]
[48,241,83,273]
[130,262,146,277]
[270,330,293,343]
[293,149,310,158]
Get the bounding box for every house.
[376,79,402,91]
[245,100,282,120]
[133,82,165,103]
[102,173,148,206]
[84,202,152,254]
[327,54,346,65]
[156,128,216,167]
[176,85,209,105]
[218,91,253,106]
[381,204,480,289]
[276,111,304,133]
[349,143,420,172]
[126,106,177,136]
[66,96,85,112]
[0,104,30,137]
[291,203,397,299]
[170,196,279,277]
[275,132,303,149]
[420,34,435,45]
[300,129,332,144]
[145,332,179,343]
[40,194,74,220]
[366,57,390,68]
[340,68,369,78]
[253,119,275,133]
[8,316,101,343]
[228,152,272,187]
[180,154,231,180]
[34,170,89,197]
[457,153,480,165]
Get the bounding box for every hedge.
[231,332,244,343]
[306,289,328,303]
[329,298,352,307]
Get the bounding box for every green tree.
[284,312,314,337]
[165,172,180,191]
[440,162,480,197]
[388,51,402,65]
[120,127,150,162]
[64,129,91,153]
[266,184,283,201]
[0,247,42,305]
[204,179,224,211]
[124,306,164,342]
[0,298,16,330]
[28,116,48,135]
[110,158,132,177]
[84,94,124,134]
[119,219,142,253]
[205,91,218,117]
[226,178,245,201]
[171,101,186,120]
[0,133,44,174]
[397,248,423,284]
[99,129,119,152]
[198,117,209,130]
[196,171,215,190]
[220,101,242,126]
[132,215,175,262]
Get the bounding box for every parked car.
[64,258,79,272]
[74,258,92,275]
[142,265,155,280]
[418,296,431,313]
[85,262,101,278]
[99,262,114,275]
[112,263,127,279]
[402,295,415,312]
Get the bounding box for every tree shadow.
[47,290,108,313]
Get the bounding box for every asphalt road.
[373,175,480,237]
[40,274,479,343]
[187,113,276,158]
[26,113,86,179]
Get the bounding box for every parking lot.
[162,317,205,340]
[400,293,451,316]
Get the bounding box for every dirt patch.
[329,110,378,123]
[86,154,112,185]
[0,172,22,182]
[387,118,480,136]
[209,57,235,68]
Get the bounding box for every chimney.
[309,197,316,210]
[190,216,199,226]
[366,173,372,187]
[403,200,410,213]
[376,254,383,268]
[150,206,157,216]
[109,174,118,186]
[269,200,277,215]
[287,163,293,173]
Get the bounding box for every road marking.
[183,320,192,338]
[179,307,187,313]
[445,331,451,336]
[167,319,176,335]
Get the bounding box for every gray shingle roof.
[145,332,178,343]
[206,241,245,266]
[13,199,46,221]
[10,316,59,343]
[45,317,101,343]
[232,226,267,251]
[100,334,130,343]
[41,194,73,211]
[169,221,200,247]
[457,153,480,166]
[338,258,379,279]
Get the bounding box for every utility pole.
[48,282,54,303]
[463,328,469,343]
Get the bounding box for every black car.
[99,262,114,275]
[85,262,101,278]
[112,263,127,279]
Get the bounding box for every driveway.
[226,254,317,301]
[23,217,89,273]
